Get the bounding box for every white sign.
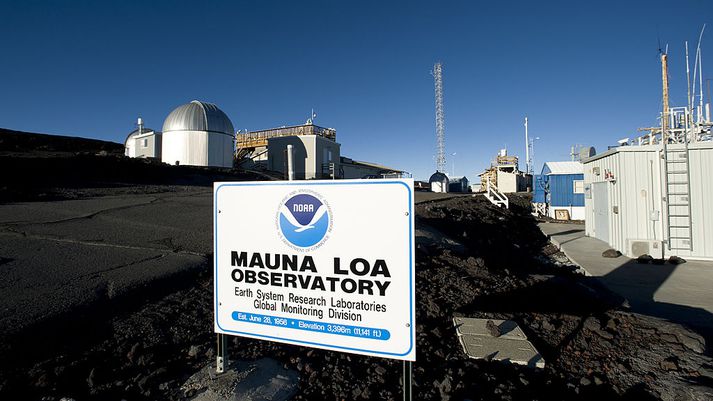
[214,179,415,361]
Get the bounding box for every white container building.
[583,142,713,260]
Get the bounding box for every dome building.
[124,117,161,159]
[429,171,449,193]
[161,100,235,167]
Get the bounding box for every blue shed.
[540,161,585,220]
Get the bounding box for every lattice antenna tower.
[433,62,446,173]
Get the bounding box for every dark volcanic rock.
[602,249,622,258]
[636,254,654,264]
[0,128,124,154]
[636,255,654,264]
[487,320,501,337]
[668,255,687,265]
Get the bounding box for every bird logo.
[278,193,330,248]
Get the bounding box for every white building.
[238,123,406,179]
[267,134,341,180]
[583,142,713,260]
[429,171,449,193]
[124,122,161,159]
[161,100,235,167]
[478,149,530,193]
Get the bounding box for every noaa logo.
[277,192,331,249]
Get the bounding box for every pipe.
[657,149,666,250]
[662,54,670,143]
[287,144,295,181]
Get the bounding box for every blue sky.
[1,0,712,180]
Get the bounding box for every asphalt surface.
[0,188,471,341]
[0,187,213,339]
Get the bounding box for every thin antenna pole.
[433,62,446,173]
[524,117,529,174]
[693,47,700,115]
[686,42,693,141]
[706,79,711,123]
[698,42,704,124]
[686,42,692,117]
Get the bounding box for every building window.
[142,138,148,148]
[573,180,584,194]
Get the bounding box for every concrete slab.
[453,317,545,369]
[538,222,620,275]
[538,221,713,334]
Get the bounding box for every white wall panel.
[162,130,233,167]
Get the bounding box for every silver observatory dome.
[162,100,234,135]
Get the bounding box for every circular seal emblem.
[277,192,331,249]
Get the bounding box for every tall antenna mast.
[433,62,446,173]
[524,117,530,174]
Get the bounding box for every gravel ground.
[1,192,711,400]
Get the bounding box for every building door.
[592,182,609,244]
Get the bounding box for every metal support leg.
[403,360,412,401]
[216,333,227,373]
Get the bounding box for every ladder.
[663,142,693,252]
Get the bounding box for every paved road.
[539,222,713,334]
[0,187,471,340]
[0,187,213,338]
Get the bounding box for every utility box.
[627,239,663,259]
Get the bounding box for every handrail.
[483,177,509,208]
[237,125,336,148]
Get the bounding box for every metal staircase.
[482,177,509,209]
[663,142,693,252]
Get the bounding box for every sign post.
[216,331,227,373]
[403,360,412,401]
[213,179,416,366]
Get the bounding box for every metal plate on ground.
[458,334,545,368]
[453,317,545,369]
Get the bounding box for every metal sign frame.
[213,179,416,361]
